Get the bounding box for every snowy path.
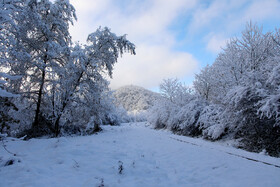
[1,122,280,187]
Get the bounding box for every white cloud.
[69,0,199,90]
[189,0,227,32]
[188,0,280,55]
[188,0,249,33]
[68,0,280,89]
[110,45,198,89]
[243,0,280,22]
[206,34,228,54]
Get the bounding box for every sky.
[69,0,280,91]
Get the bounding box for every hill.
[113,85,161,112]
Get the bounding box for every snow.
[1,122,280,187]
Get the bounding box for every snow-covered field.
[1,122,280,187]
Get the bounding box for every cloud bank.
[69,0,199,90]
[69,0,280,90]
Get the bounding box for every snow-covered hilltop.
[114,85,161,113]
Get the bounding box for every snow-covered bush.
[257,49,280,127]
[169,96,206,136]
[147,97,177,129]
[147,78,206,136]
[0,74,20,136]
[222,85,280,156]
[196,104,226,140]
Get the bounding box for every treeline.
[0,0,135,138]
[148,23,280,157]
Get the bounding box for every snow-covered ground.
[1,122,280,187]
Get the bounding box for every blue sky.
[69,0,280,90]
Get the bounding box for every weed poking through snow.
[118,161,123,174]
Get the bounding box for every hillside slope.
[114,85,161,112]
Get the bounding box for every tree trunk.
[33,69,45,128]
[33,50,48,129]
[54,115,60,137]
[53,69,86,136]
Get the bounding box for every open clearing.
[1,122,280,187]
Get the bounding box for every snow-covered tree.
[193,65,213,101]
[1,1,136,137]
[0,0,24,135]
[148,78,206,134]
[195,23,280,155]
[52,27,135,135]
[160,78,192,105]
[257,29,280,126]
[150,23,280,156]
[0,0,23,97]
[3,0,76,136]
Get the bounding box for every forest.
[148,23,280,157]
[1,0,280,157]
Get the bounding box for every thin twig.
[1,137,17,156]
